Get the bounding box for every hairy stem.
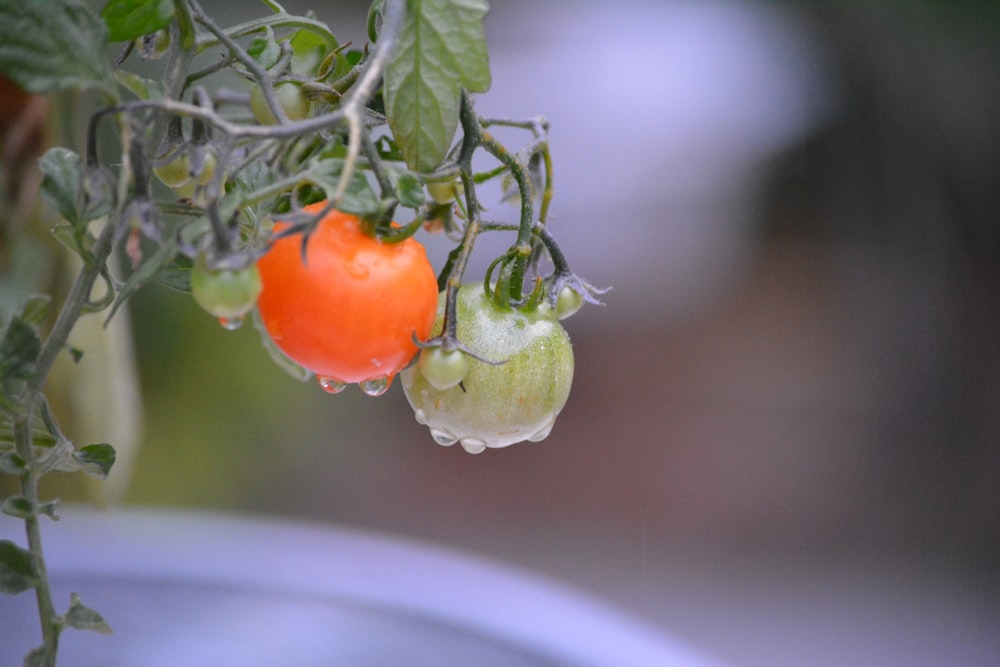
[13,219,117,665]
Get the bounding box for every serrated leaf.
[2,496,34,520]
[72,443,116,479]
[304,159,381,216]
[383,0,491,172]
[65,593,113,634]
[395,171,425,209]
[101,0,174,42]
[0,0,115,95]
[0,539,38,594]
[155,252,194,293]
[0,318,40,385]
[39,148,86,225]
[25,645,54,667]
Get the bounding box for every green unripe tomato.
[190,256,263,321]
[250,82,311,125]
[159,150,216,202]
[554,285,585,320]
[153,153,191,189]
[417,347,469,391]
[401,284,574,453]
[426,178,462,205]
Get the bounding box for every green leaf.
[64,593,113,634]
[39,148,87,226]
[303,158,381,216]
[100,0,174,42]
[25,646,54,667]
[15,296,52,328]
[290,26,329,75]
[395,171,425,209]
[0,0,115,95]
[2,496,33,520]
[0,452,28,475]
[39,500,61,521]
[0,318,40,385]
[248,28,281,70]
[155,252,194,293]
[72,443,116,479]
[0,539,38,594]
[383,0,491,172]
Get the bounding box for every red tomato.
[256,202,438,394]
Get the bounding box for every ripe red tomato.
[256,202,438,394]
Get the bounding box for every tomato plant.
[256,202,438,395]
[0,0,607,659]
[402,283,575,454]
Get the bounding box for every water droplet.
[218,316,244,331]
[528,418,556,442]
[430,428,458,446]
[318,376,347,394]
[359,376,391,397]
[460,438,488,454]
[413,409,428,425]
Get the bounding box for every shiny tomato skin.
[401,283,574,453]
[256,202,438,385]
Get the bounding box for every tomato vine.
[0,0,607,663]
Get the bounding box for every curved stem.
[333,0,404,204]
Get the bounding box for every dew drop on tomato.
[318,376,347,394]
[358,376,391,397]
[430,427,458,446]
[528,416,557,442]
[218,316,244,331]
[460,437,487,455]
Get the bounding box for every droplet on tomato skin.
[358,376,391,397]
[218,316,244,331]
[528,417,557,443]
[430,427,458,446]
[460,438,488,454]
[318,376,347,394]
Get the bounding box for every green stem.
[12,219,117,666]
[479,131,534,303]
[195,14,339,53]
[13,417,59,666]
[438,92,486,337]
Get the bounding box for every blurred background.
[4,1,1000,665]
